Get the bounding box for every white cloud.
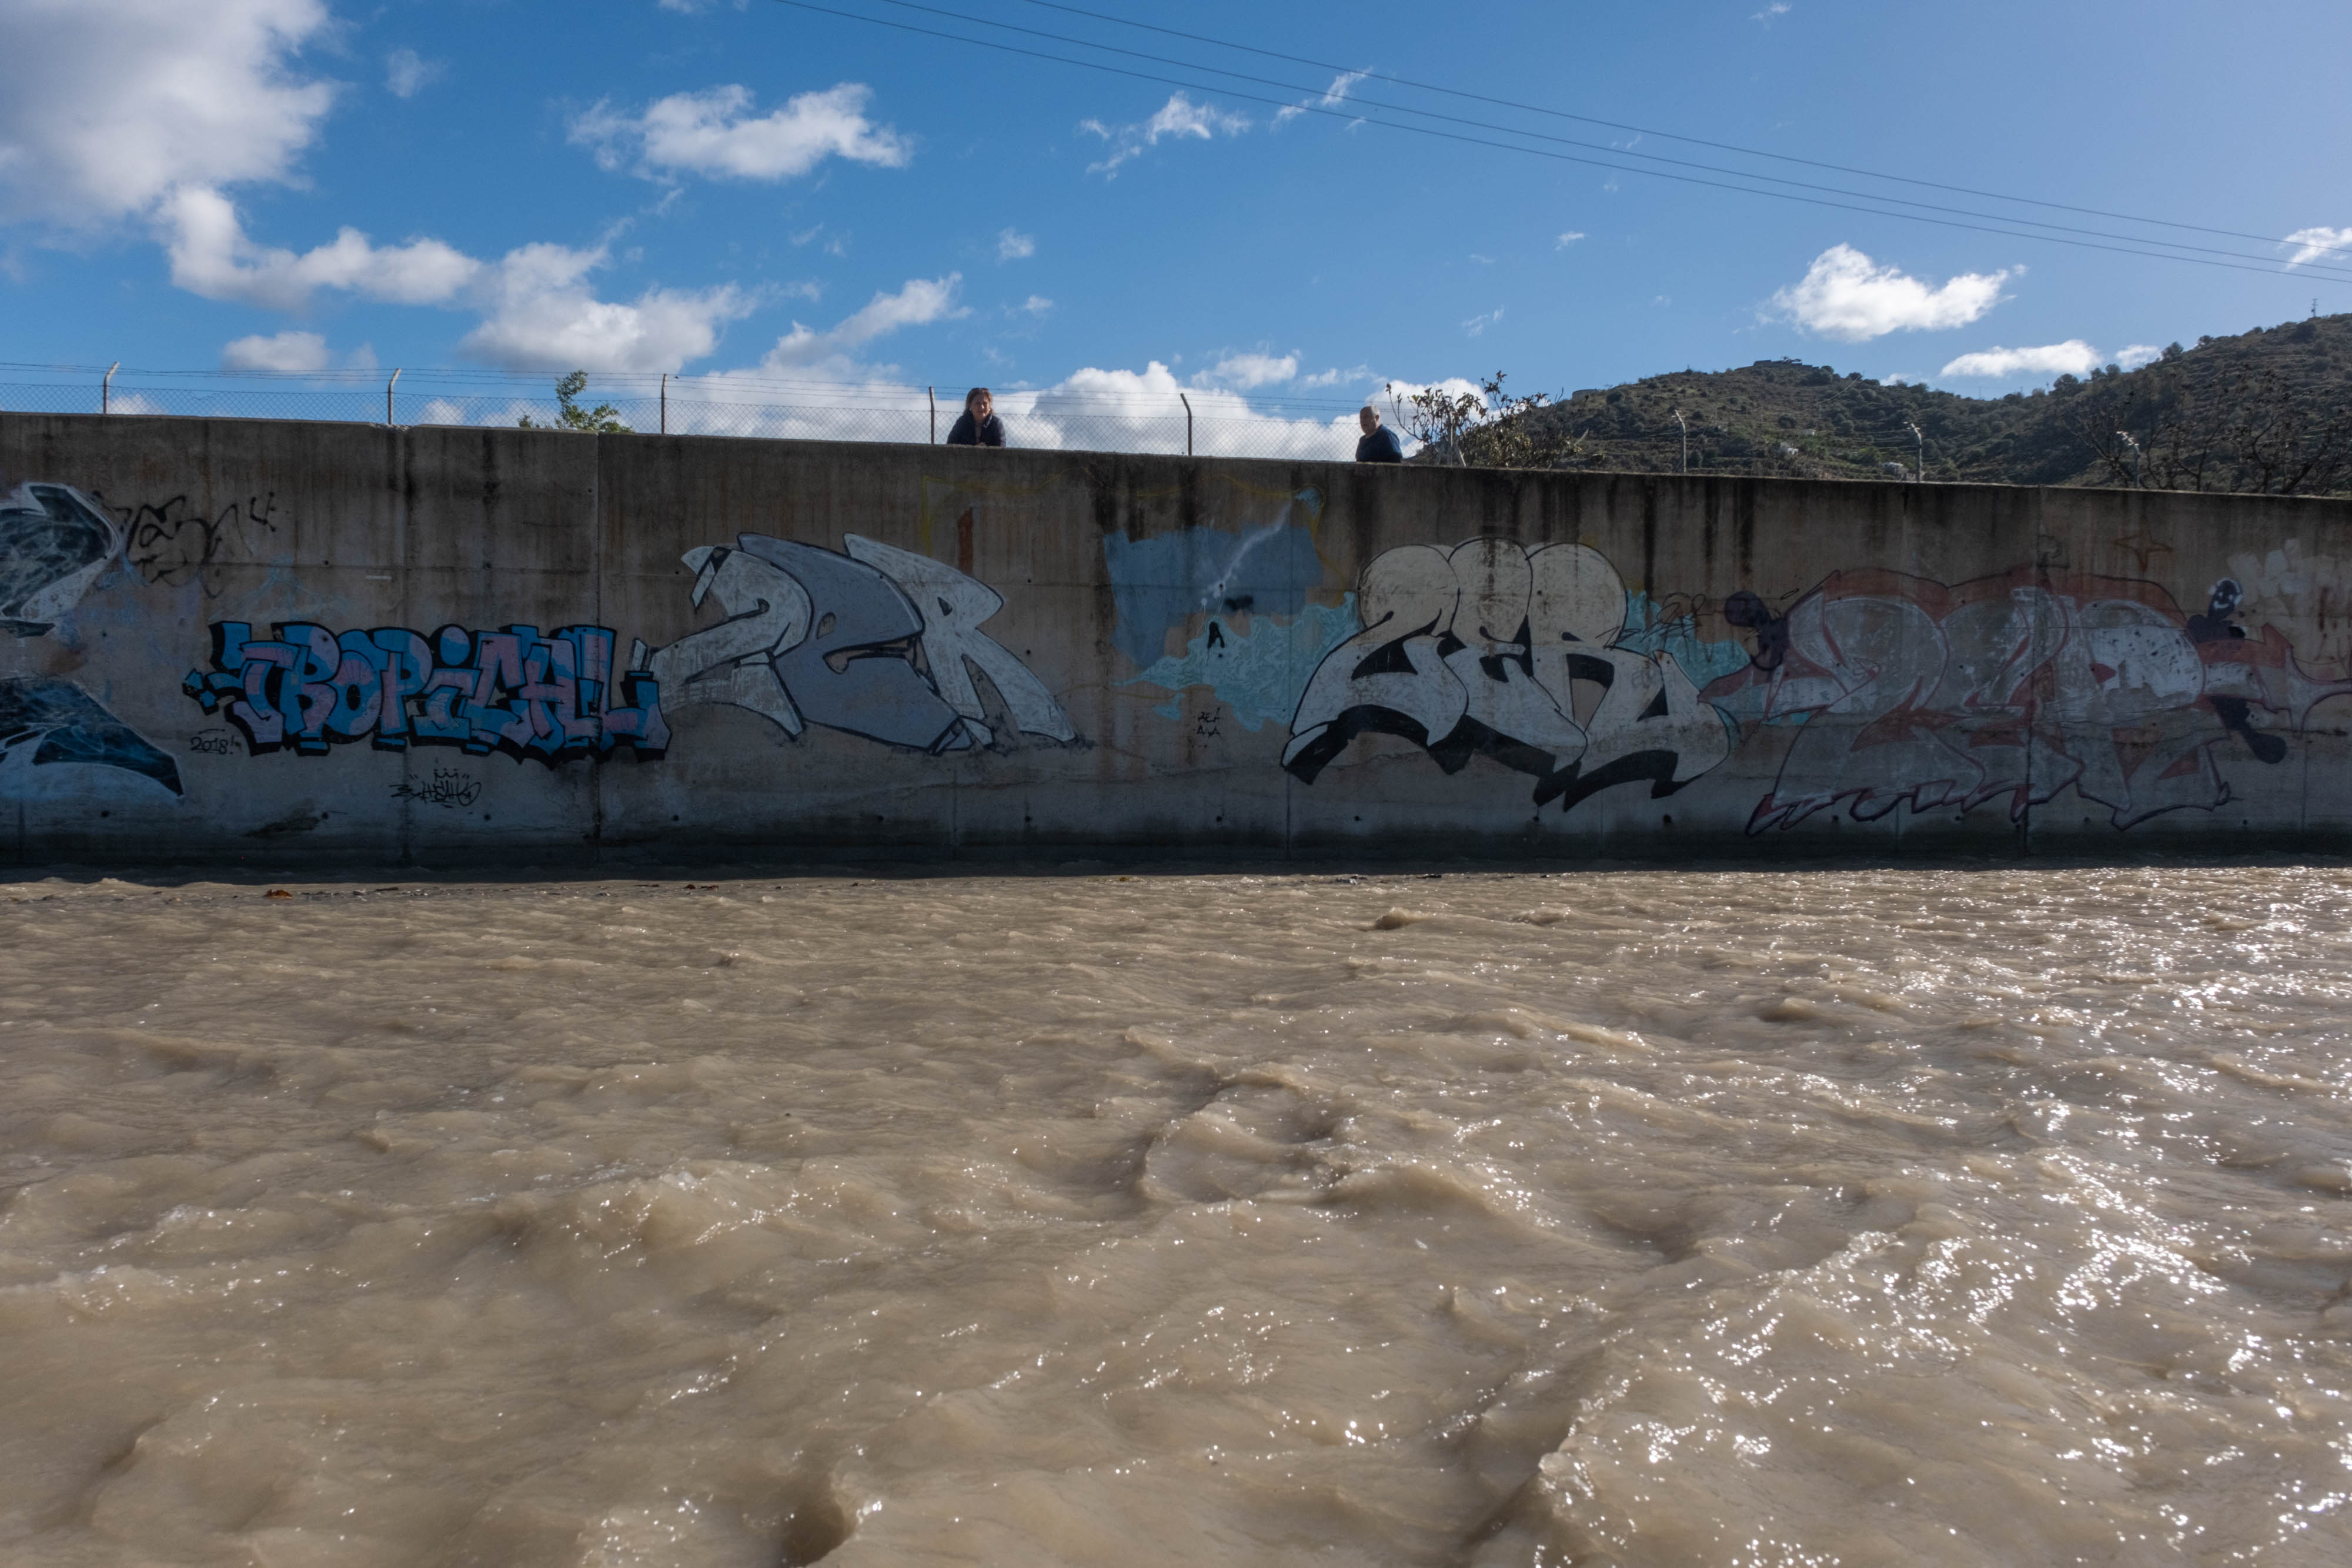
[159,186,750,373]
[1003,362,1356,457]
[2283,226,2351,268]
[0,0,336,226]
[1195,352,1299,390]
[385,48,446,99]
[570,83,910,182]
[412,396,551,429]
[162,186,482,310]
[222,330,330,372]
[1275,69,1371,126]
[1938,340,2102,379]
[997,228,1036,261]
[1016,295,1053,316]
[0,0,768,380]
[790,223,851,258]
[1081,94,1250,176]
[1556,231,1586,248]
[1462,307,1504,337]
[2116,343,2165,370]
[1295,364,1373,390]
[1771,243,2012,341]
[758,275,966,369]
[459,242,756,372]
[1753,2,1792,22]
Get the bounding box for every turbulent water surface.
[4,863,2352,1567]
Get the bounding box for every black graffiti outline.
[1284,541,1733,813]
[1712,569,2342,834]
[110,492,280,595]
[389,767,485,808]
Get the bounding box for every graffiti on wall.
[0,481,185,798]
[1277,535,2352,833]
[0,675,182,795]
[1107,492,1365,730]
[633,533,1074,753]
[390,767,484,808]
[1,483,123,636]
[1124,600,1361,732]
[182,622,668,761]
[1706,567,2352,831]
[1284,537,1736,811]
[1102,492,1328,669]
[119,491,280,593]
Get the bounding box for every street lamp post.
[1672,409,1688,474]
[2117,431,2143,487]
[1906,422,1923,482]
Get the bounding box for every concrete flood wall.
[5,410,2352,865]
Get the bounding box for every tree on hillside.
[519,371,632,433]
[2065,363,2348,495]
[1389,373,1587,469]
[1461,375,1588,469]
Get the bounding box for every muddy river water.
[4,863,2351,1566]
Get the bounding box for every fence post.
[928,386,936,444]
[386,367,402,427]
[103,362,119,415]
[660,373,667,436]
[1180,393,1192,457]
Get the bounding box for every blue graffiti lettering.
[182,621,667,762]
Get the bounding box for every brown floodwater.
[3,862,2351,1567]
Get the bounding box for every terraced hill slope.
[1468,312,2351,493]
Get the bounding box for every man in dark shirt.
[946,387,1007,447]
[1355,405,1404,463]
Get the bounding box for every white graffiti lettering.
[635,533,1074,752]
[1284,537,1732,810]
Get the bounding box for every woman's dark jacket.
[946,412,1007,446]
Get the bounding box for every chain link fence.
[0,366,1388,462]
[1,364,1934,479]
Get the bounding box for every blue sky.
[2,0,2347,432]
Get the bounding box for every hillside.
[1457,310,2352,494]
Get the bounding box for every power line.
[1015,0,2351,263]
[770,0,2352,284]
[857,0,2352,278]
